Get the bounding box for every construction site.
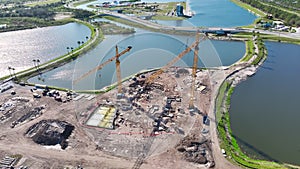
[0,33,246,169]
[80,66,213,160]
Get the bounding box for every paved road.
[208,71,241,169]
[99,10,237,32]
[106,11,300,39]
[71,1,300,40]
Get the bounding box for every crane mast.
[189,33,200,108]
[115,46,122,93]
[133,32,204,169]
[145,37,200,85]
[73,46,132,93]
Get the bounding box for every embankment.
[0,19,104,83]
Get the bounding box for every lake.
[230,42,300,165]
[76,0,257,28]
[0,22,91,78]
[28,32,245,90]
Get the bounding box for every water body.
[28,32,245,90]
[0,22,91,78]
[76,0,257,28]
[156,0,257,27]
[189,0,257,27]
[230,42,300,165]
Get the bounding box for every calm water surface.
[28,33,245,90]
[230,42,300,165]
[0,23,91,78]
[152,0,257,27]
[188,0,257,27]
[77,0,257,27]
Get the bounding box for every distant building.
[176,4,184,16]
[267,14,273,19]
[257,21,272,28]
[273,20,284,26]
[0,156,16,168]
[0,24,7,29]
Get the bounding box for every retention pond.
[230,42,300,165]
[0,22,91,78]
[28,32,246,90]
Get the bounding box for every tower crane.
[132,32,204,169]
[73,45,132,93]
[144,32,203,87]
[189,32,200,109]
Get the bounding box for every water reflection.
[29,32,245,90]
[230,42,300,165]
[0,23,91,77]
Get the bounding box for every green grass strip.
[26,0,61,7]
[73,0,96,7]
[242,40,255,61]
[230,0,266,17]
[0,19,103,82]
[216,80,294,168]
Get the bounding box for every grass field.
[241,40,254,61]
[152,15,185,21]
[26,0,61,7]
[73,0,96,7]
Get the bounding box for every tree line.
[0,2,94,20]
[240,0,300,26]
[0,2,64,19]
[261,0,300,11]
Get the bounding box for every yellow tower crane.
[144,34,203,86]
[73,45,132,93]
[132,32,203,169]
[189,32,200,109]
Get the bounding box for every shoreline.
[0,17,74,34]
[215,37,300,168]
[184,0,194,16]
[230,0,266,17]
[0,19,103,82]
[1,0,298,168]
[20,35,249,93]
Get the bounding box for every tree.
[288,18,296,25]
[73,9,94,20]
[9,67,16,79]
[32,59,37,68]
[36,59,40,72]
[296,20,300,27]
[8,66,12,78]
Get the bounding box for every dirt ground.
[54,12,73,21]
[0,67,242,169]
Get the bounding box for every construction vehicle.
[73,46,132,93]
